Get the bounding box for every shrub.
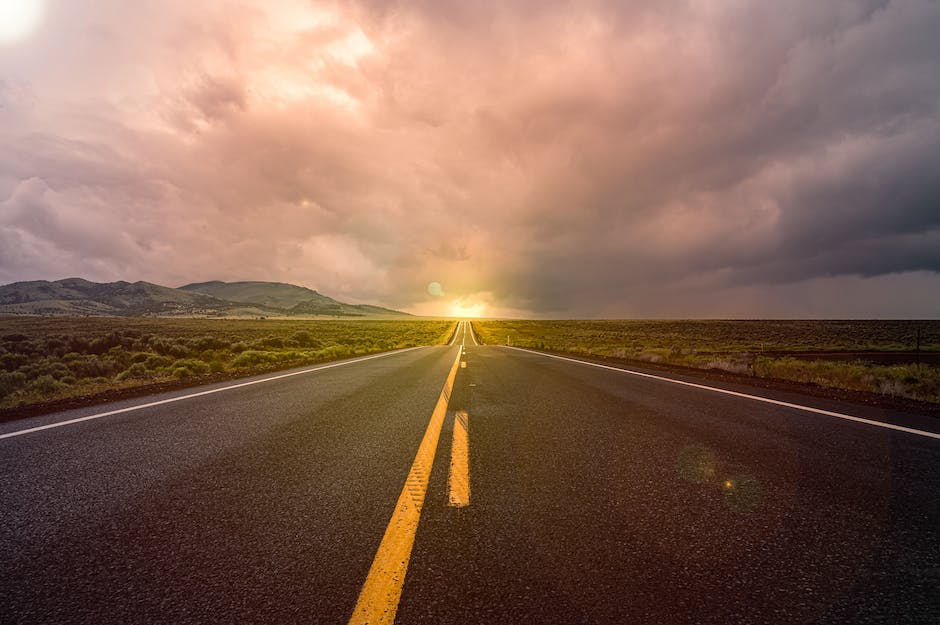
[172,366,194,379]
[66,355,125,379]
[88,333,125,355]
[0,318,461,408]
[0,371,27,399]
[637,351,664,363]
[0,352,28,371]
[45,337,68,356]
[143,354,173,370]
[170,358,210,375]
[291,331,321,348]
[107,346,132,367]
[232,350,280,368]
[65,335,92,353]
[116,363,151,381]
[189,335,230,352]
[26,375,68,396]
[706,358,752,375]
[34,360,72,380]
[316,345,353,359]
[149,337,189,358]
[259,336,285,349]
[878,379,907,397]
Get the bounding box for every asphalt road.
[2,321,939,624]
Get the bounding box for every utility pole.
[916,325,921,371]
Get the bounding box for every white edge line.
[503,346,940,442]
[0,347,426,441]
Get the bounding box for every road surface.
[2,321,939,624]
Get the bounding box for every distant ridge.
[180,281,333,309]
[180,281,409,318]
[0,278,410,318]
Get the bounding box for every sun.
[0,0,45,45]
[448,300,487,318]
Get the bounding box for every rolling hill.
[0,279,410,318]
[179,280,328,309]
[181,281,409,318]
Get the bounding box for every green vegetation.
[6,316,938,410]
[0,317,454,409]
[474,320,940,404]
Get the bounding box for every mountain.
[0,278,234,316]
[0,279,410,318]
[179,280,334,309]
[181,281,409,318]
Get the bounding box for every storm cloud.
[1,0,938,316]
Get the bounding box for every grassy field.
[5,316,940,411]
[473,320,940,404]
[0,317,455,410]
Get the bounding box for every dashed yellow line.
[448,409,470,507]
[348,347,462,625]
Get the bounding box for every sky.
[1,0,939,318]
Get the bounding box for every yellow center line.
[448,409,470,507]
[348,347,462,625]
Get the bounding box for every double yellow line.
[348,345,465,625]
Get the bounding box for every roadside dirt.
[703,350,940,366]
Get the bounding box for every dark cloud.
[0,0,938,316]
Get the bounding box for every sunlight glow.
[0,0,44,45]
[242,3,375,111]
[448,300,487,318]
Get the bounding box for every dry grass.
[0,317,455,409]
[473,320,940,404]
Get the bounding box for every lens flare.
[0,0,45,45]
[721,474,763,513]
[677,443,717,484]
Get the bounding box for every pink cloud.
[1,0,938,316]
